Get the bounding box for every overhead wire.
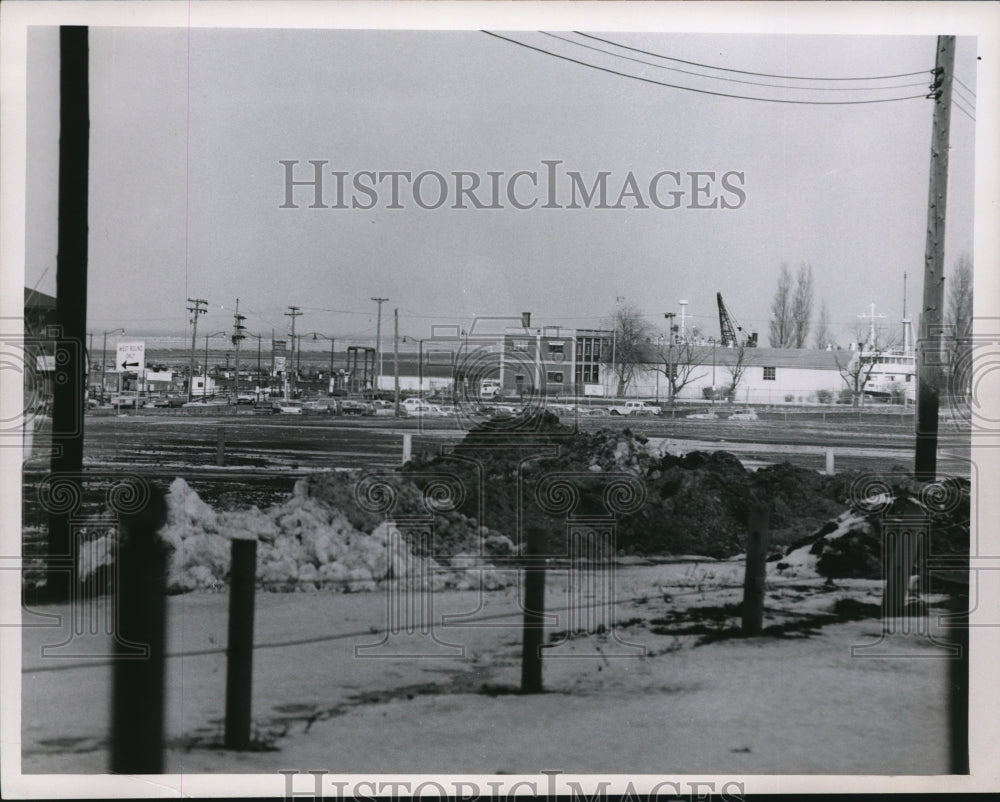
[572,31,932,82]
[955,75,977,98]
[541,32,930,93]
[482,32,930,106]
[951,99,976,123]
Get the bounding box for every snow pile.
[773,508,876,579]
[150,478,517,593]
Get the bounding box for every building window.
[512,339,529,351]
[763,366,776,381]
[548,342,564,355]
[547,371,564,383]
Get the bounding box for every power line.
[951,97,976,123]
[483,32,930,106]
[542,32,930,93]
[574,31,931,82]
[951,84,977,111]
[955,75,976,97]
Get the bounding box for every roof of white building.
[639,344,848,371]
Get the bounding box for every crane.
[717,292,757,348]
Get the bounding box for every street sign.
[116,341,146,373]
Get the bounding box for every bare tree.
[655,339,707,402]
[947,252,973,354]
[605,303,653,398]
[835,319,901,407]
[835,348,883,408]
[791,263,814,348]
[813,299,832,349]
[723,342,753,402]
[768,263,793,348]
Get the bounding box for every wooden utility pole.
[48,26,90,602]
[285,306,302,397]
[186,298,207,401]
[915,35,955,481]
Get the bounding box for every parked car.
[686,410,719,420]
[728,409,759,421]
[340,399,373,416]
[608,400,661,416]
[277,402,303,415]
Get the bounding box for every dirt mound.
[403,410,861,559]
[774,474,970,580]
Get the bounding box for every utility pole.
[285,305,302,398]
[231,299,246,400]
[371,297,388,394]
[187,298,207,402]
[393,308,400,415]
[915,35,955,482]
[48,25,90,603]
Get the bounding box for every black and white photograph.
[2,1,999,797]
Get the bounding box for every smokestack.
[521,312,531,329]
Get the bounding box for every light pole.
[308,333,336,394]
[402,336,427,398]
[245,333,264,399]
[371,297,388,393]
[202,331,226,400]
[664,313,676,415]
[708,337,717,410]
[101,328,125,404]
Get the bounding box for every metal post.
[741,506,769,635]
[224,539,258,750]
[393,308,400,415]
[402,433,412,465]
[521,526,546,693]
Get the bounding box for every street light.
[402,336,426,398]
[100,328,125,404]
[202,331,226,401]
[308,333,336,394]
[708,337,717,410]
[664,313,676,416]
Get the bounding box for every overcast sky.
[22,24,979,350]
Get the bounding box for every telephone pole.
[393,307,400,415]
[915,35,955,482]
[231,299,246,399]
[187,298,208,401]
[371,297,388,392]
[285,305,302,397]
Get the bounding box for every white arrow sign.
[116,341,146,373]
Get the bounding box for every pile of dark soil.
[775,470,970,580]
[391,410,876,559]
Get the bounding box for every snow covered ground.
[20,562,955,776]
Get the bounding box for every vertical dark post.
[216,426,225,466]
[225,539,258,749]
[947,524,969,774]
[915,35,956,481]
[881,527,908,624]
[741,506,769,635]
[111,486,169,774]
[521,526,546,693]
[47,26,90,602]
